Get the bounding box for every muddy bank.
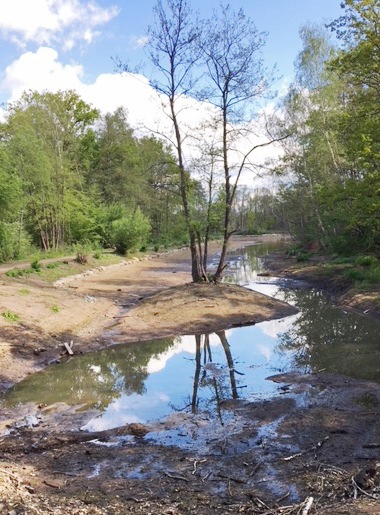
[265,250,380,322]
[1,372,380,514]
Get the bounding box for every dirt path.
[1,236,380,514]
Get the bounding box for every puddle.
[3,242,380,434]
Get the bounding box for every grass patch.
[18,288,31,295]
[46,262,60,269]
[5,252,124,283]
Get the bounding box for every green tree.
[4,90,99,250]
[111,208,151,254]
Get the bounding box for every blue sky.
[0,0,344,107]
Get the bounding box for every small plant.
[6,268,25,278]
[93,250,102,260]
[2,310,19,322]
[295,251,310,262]
[46,262,60,269]
[344,268,365,281]
[18,288,31,295]
[51,305,60,313]
[73,242,92,264]
[30,259,42,272]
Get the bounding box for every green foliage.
[111,209,151,254]
[51,305,60,313]
[2,310,19,322]
[6,268,26,278]
[18,288,30,295]
[295,251,311,263]
[0,222,33,263]
[73,242,93,264]
[30,259,42,272]
[46,262,60,269]
[356,255,378,267]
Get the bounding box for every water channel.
[4,242,380,430]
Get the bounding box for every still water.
[4,242,380,429]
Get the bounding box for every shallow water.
[4,242,380,429]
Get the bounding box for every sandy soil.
[0,236,380,514]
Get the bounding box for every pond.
[4,242,380,430]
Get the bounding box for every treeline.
[0,90,188,260]
[275,1,380,257]
[0,89,277,262]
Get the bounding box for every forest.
[0,0,378,275]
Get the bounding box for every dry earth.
[0,236,380,514]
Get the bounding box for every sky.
[0,0,345,181]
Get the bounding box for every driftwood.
[63,340,74,355]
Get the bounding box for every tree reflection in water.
[5,330,246,426]
[5,338,175,410]
[275,286,380,380]
[190,331,242,424]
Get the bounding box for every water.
[4,242,380,429]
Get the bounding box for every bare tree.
[199,4,280,281]
[146,0,206,282]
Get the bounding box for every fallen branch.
[301,496,314,515]
[352,478,380,500]
[282,436,329,461]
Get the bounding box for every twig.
[301,496,314,515]
[163,471,190,482]
[217,473,247,484]
[249,462,261,477]
[282,436,329,461]
[352,478,380,500]
[192,458,207,475]
[275,491,290,504]
[202,471,212,482]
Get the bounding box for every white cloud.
[0,0,119,49]
[1,47,84,101]
[131,35,149,48]
[0,46,281,187]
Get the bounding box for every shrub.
[111,209,151,254]
[6,268,26,278]
[295,251,310,262]
[355,255,378,267]
[30,259,42,272]
[73,242,93,264]
[46,262,60,269]
[0,222,33,263]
